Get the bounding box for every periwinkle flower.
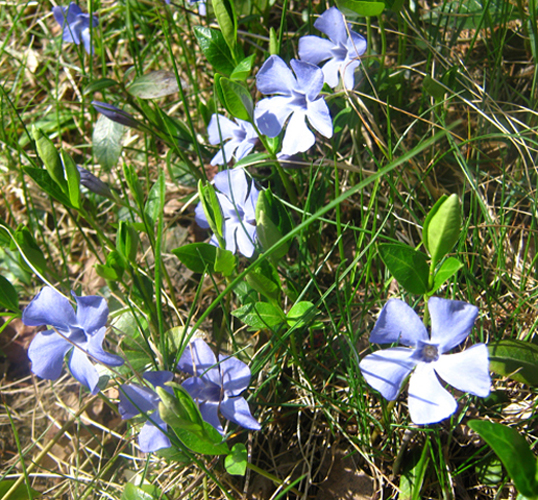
[298,7,367,90]
[92,101,141,129]
[254,55,333,156]
[118,371,173,453]
[52,2,99,55]
[359,297,491,425]
[208,114,258,166]
[22,286,124,394]
[190,0,207,16]
[195,169,259,258]
[178,338,261,434]
[77,166,113,199]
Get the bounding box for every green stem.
[247,462,301,496]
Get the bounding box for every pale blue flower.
[118,371,173,453]
[298,7,367,90]
[178,338,261,434]
[52,2,99,54]
[208,114,258,166]
[22,286,124,394]
[359,297,491,425]
[254,55,333,156]
[195,169,259,258]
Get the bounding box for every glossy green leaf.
[423,75,446,101]
[287,301,317,327]
[488,339,538,386]
[211,0,237,59]
[337,0,385,16]
[0,480,39,500]
[468,420,538,498]
[60,151,81,209]
[431,256,463,292]
[121,483,169,500]
[245,260,281,303]
[379,243,430,294]
[423,194,461,266]
[198,180,224,243]
[217,77,253,121]
[123,163,144,207]
[214,247,236,276]
[172,242,218,273]
[193,26,235,76]
[145,172,165,229]
[23,167,72,207]
[269,27,278,55]
[128,70,179,99]
[13,225,49,277]
[232,302,286,330]
[230,54,255,81]
[93,113,125,171]
[117,221,139,264]
[32,126,66,191]
[225,443,248,476]
[84,77,119,95]
[0,275,19,313]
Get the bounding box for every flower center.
[290,90,307,108]
[421,344,439,362]
[331,44,348,61]
[200,381,222,403]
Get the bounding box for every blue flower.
[208,114,258,166]
[52,2,99,55]
[195,169,259,258]
[22,286,124,394]
[92,101,141,129]
[254,55,333,156]
[178,338,261,434]
[359,297,491,425]
[118,371,173,453]
[298,7,367,90]
[77,166,113,199]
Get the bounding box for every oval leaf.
[379,243,430,294]
[432,256,463,292]
[225,443,248,476]
[0,275,19,313]
[337,0,385,16]
[488,339,538,386]
[193,26,235,76]
[172,242,218,273]
[93,114,125,171]
[129,70,179,99]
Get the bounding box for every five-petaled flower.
[207,114,258,166]
[178,338,261,434]
[118,371,173,453]
[52,2,99,54]
[254,55,333,156]
[359,297,490,425]
[298,7,367,90]
[195,169,259,258]
[22,286,124,394]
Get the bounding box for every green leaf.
[225,443,248,476]
[232,302,286,330]
[399,438,431,500]
[379,243,430,294]
[60,151,81,209]
[488,339,538,386]
[211,0,238,60]
[121,483,169,500]
[287,301,317,327]
[123,163,144,207]
[128,70,179,99]
[172,243,218,273]
[198,180,224,243]
[214,247,236,276]
[12,225,50,277]
[245,260,281,303]
[468,420,538,498]
[230,54,255,81]
[32,126,67,192]
[0,275,19,313]
[84,77,119,95]
[145,172,165,229]
[269,27,278,55]
[336,0,385,16]
[423,74,446,101]
[193,26,235,76]
[217,77,253,121]
[93,113,125,171]
[117,221,139,264]
[0,479,40,500]
[423,194,461,266]
[431,256,463,292]
[23,167,72,207]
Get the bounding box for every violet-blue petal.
[306,98,333,138]
[178,338,221,386]
[281,111,316,156]
[119,384,160,419]
[73,292,108,334]
[341,59,361,92]
[92,101,140,129]
[314,6,348,46]
[27,330,71,381]
[256,55,296,95]
[433,344,490,397]
[429,297,478,352]
[408,362,457,424]
[369,298,428,347]
[290,59,324,102]
[86,327,124,367]
[22,286,77,330]
[234,221,257,258]
[199,401,223,434]
[234,137,256,161]
[181,376,207,401]
[77,166,113,198]
[219,354,251,397]
[138,415,171,452]
[53,4,83,44]
[255,96,295,138]
[144,371,174,389]
[194,202,210,229]
[298,36,336,66]
[220,396,261,430]
[208,114,237,144]
[214,169,248,204]
[80,26,92,54]
[69,347,100,394]
[359,347,416,401]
